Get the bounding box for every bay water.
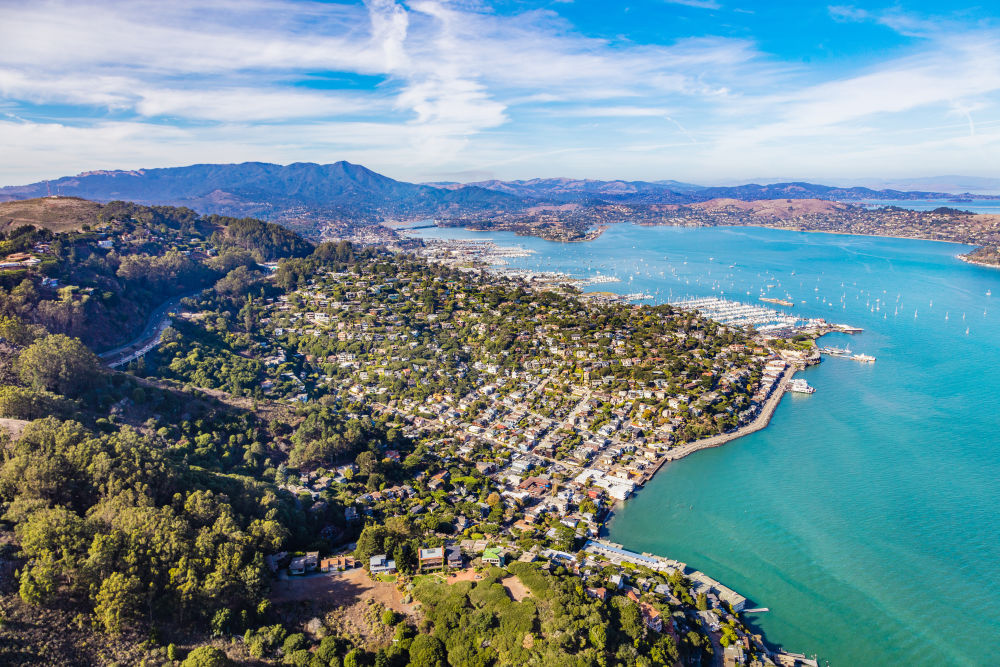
[415,224,1000,665]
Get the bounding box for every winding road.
[97,291,200,367]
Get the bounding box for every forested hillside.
[0,198,311,349]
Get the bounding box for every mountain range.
[0,161,988,225]
[0,162,522,221]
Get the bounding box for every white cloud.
[665,0,721,9]
[0,0,998,184]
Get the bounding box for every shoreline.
[633,368,796,489]
[958,254,1000,270]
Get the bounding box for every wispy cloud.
[665,0,721,9]
[0,0,998,184]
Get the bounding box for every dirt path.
[0,418,29,439]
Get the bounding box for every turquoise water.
[414,224,1000,666]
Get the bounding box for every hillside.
[0,200,312,349]
[0,197,103,233]
[3,164,989,238]
[0,162,525,225]
[432,177,973,204]
[690,197,849,219]
[686,181,960,202]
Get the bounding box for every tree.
[589,623,607,651]
[696,592,708,611]
[181,646,232,667]
[0,385,73,420]
[407,634,446,667]
[356,450,378,476]
[344,648,363,667]
[283,633,307,655]
[93,572,143,634]
[17,334,100,397]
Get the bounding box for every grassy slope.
[0,197,103,233]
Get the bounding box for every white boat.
[788,378,815,394]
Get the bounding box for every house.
[320,555,356,572]
[585,587,608,601]
[289,557,306,575]
[428,470,449,490]
[518,476,551,498]
[446,545,463,569]
[723,644,746,667]
[418,547,444,571]
[369,554,397,575]
[640,602,663,632]
[264,551,288,573]
[482,547,505,566]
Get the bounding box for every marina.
[667,296,850,337]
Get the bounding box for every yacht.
[788,378,815,394]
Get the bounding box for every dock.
[771,651,819,667]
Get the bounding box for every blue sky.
[1,0,999,185]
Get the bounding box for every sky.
[2,0,1000,186]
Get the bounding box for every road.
[97,290,200,367]
[696,610,725,667]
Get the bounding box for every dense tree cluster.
[0,417,297,637]
[209,217,313,262]
[0,202,313,349]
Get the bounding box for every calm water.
[415,224,1000,666]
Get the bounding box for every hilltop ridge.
[2,162,988,230]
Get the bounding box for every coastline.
[958,253,1000,269]
[632,368,796,489]
[658,369,793,469]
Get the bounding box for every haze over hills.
[845,175,1000,195]
[0,162,990,231]
[425,177,706,203]
[435,178,985,204]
